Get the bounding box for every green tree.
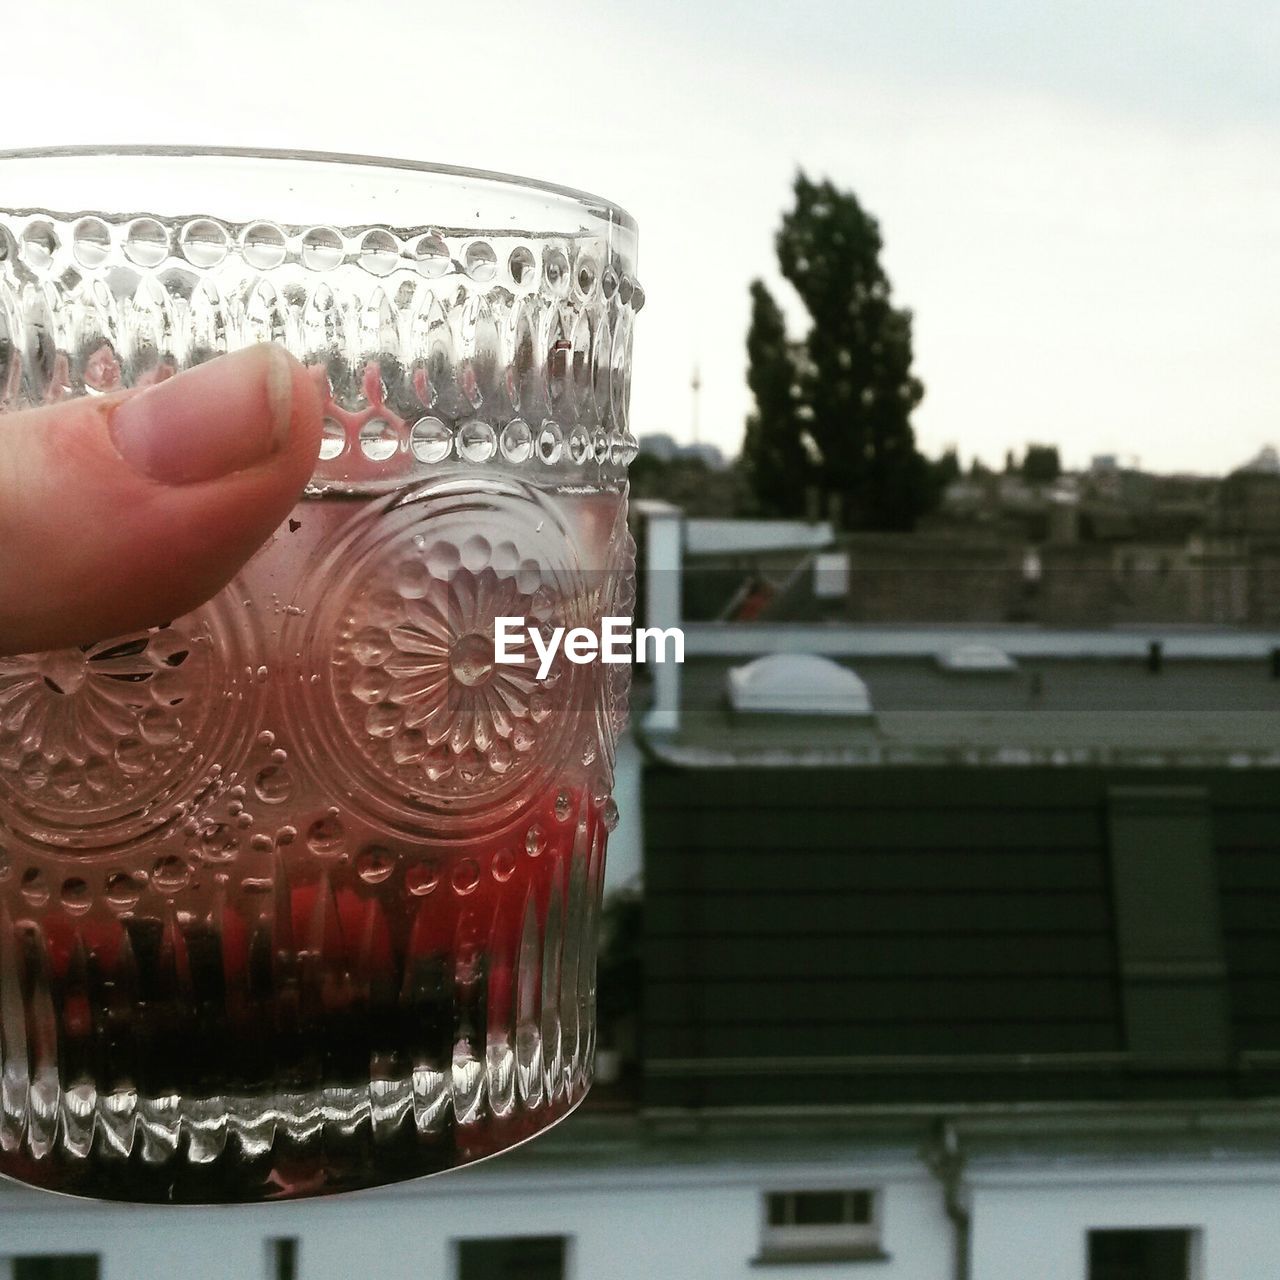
[765,172,928,530]
[740,281,810,517]
[1022,444,1062,485]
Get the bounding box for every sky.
[7,0,1280,474]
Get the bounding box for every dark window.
[765,1191,874,1228]
[793,1192,847,1225]
[13,1259,100,1280]
[457,1236,566,1280]
[1088,1229,1193,1280]
[761,1191,883,1262]
[269,1238,298,1280]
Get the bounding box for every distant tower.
[690,364,702,445]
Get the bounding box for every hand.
[0,346,324,657]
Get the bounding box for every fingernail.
[109,346,293,485]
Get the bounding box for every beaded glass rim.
[0,147,642,490]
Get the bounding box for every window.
[13,1259,100,1280]
[1088,1229,1198,1280]
[457,1236,567,1280]
[759,1189,885,1263]
[267,1238,298,1280]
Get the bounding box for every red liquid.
[0,483,628,1202]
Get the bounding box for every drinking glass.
[0,148,640,1202]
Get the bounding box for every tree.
[742,172,931,530]
[740,281,810,517]
[1022,444,1062,485]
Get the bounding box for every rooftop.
[640,651,1280,767]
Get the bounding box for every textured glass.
[0,148,640,1202]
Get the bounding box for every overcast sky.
[9,0,1280,473]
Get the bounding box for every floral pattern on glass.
[328,510,585,817]
[0,628,206,811]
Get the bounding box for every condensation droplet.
[276,825,298,846]
[602,798,620,831]
[60,877,92,916]
[20,868,49,907]
[554,790,573,822]
[105,871,144,910]
[406,861,440,896]
[254,765,293,805]
[257,730,276,748]
[0,849,11,882]
[152,855,191,894]
[452,859,481,895]
[198,823,239,862]
[306,815,346,857]
[492,849,516,882]
[356,846,395,885]
[249,834,274,853]
[525,824,546,857]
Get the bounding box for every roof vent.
[727,654,873,716]
[935,643,1018,675]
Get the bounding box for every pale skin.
[0,347,325,657]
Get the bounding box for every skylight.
[727,654,874,716]
[935,643,1019,674]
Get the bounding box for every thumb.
[0,345,324,656]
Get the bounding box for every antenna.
[691,364,701,445]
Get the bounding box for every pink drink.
[0,149,640,1202]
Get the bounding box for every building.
[3,511,1280,1280]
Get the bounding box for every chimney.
[634,500,683,734]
